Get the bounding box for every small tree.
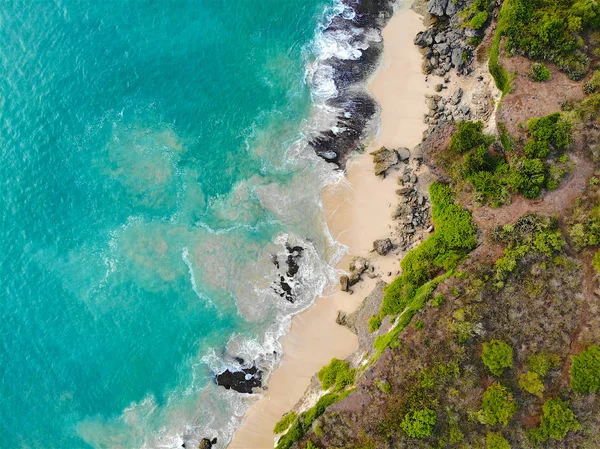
[519,371,545,397]
[528,351,560,378]
[486,431,511,449]
[482,340,513,376]
[401,408,436,438]
[479,383,518,427]
[570,345,600,393]
[530,398,581,443]
[529,63,551,82]
[318,358,355,391]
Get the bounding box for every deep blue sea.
[0,0,359,447]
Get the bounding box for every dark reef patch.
[215,358,263,394]
[271,243,304,303]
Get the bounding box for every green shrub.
[274,412,298,434]
[376,378,391,394]
[519,371,545,397]
[527,113,572,153]
[528,351,561,377]
[530,398,581,443]
[529,63,551,82]
[570,345,600,393]
[401,408,437,438]
[593,250,600,273]
[304,442,319,449]
[482,340,514,376]
[432,294,445,307]
[380,183,476,317]
[469,10,489,29]
[584,70,600,93]
[486,432,511,449]
[318,358,355,391]
[479,383,518,427]
[450,121,495,154]
[415,320,424,330]
[523,140,549,159]
[368,315,382,333]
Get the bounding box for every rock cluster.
[197,438,217,449]
[371,146,410,177]
[340,256,369,292]
[392,178,431,251]
[215,363,262,394]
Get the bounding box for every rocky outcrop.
[272,244,304,303]
[215,363,262,394]
[373,238,393,255]
[197,438,217,449]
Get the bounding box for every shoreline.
[228,4,433,448]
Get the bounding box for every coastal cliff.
[266,0,600,448]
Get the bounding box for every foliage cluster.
[460,0,495,30]
[380,183,476,318]
[529,62,552,82]
[274,412,298,434]
[492,214,565,285]
[584,70,600,93]
[529,398,581,443]
[486,432,511,449]
[502,0,600,80]
[482,340,514,376]
[479,383,518,427]
[275,389,353,449]
[400,408,437,438]
[528,351,561,377]
[318,358,355,392]
[519,371,545,397]
[570,345,600,393]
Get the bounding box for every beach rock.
[397,147,410,161]
[340,275,350,292]
[451,87,463,105]
[373,238,394,256]
[336,310,348,326]
[414,29,434,47]
[428,0,449,16]
[434,32,447,43]
[198,438,217,449]
[396,185,413,195]
[216,365,262,394]
[435,43,451,55]
[451,47,464,69]
[272,244,304,303]
[426,97,437,111]
[392,203,412,221]
[445,0,462,16]
[434,83,444,92]
[371,146,399,176]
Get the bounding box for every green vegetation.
[414,319,424,331]
[503,0,600,80]
[486,432,511,449]
[460,0,494,30]
[479,383,518,427]
[318,358,355,392]
[400,408,436,438]
[519,371,545,397]
[368,315,382,333]
[432,293,445,307]
[274,412,298,434]
[304,442,318,449]
[528,351,561,377]
[584,70,600,93]
[594,250,600,273]
[376,378,391,394]
[570,345,600,393]
[529,62,552,81]
[488,0,512,94]
[529,398,581,443]
[275,389,353,449]
[482,340,513,376]
[450,121,495,155]
[380,183,476,317]
[492,214,565,285]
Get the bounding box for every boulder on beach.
[371,146,399,177]
[373,238,394,256]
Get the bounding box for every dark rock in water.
[216,364,262,394]
[310,94,377,166]
[308,0,396,166]
[271,243,304,303]
[198,438,217,449]
[373,238,393,256]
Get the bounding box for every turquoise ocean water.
[0,0,361,447]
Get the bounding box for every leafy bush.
[486,432,511,449]
[584,70,600,93]
[380,183,476,317]
[593,250,600,273]
[529,398,581,443]
[527,113,572,153]
[318,358,355,391]
[529,62,552,81]
[482,340,514,376]
[528,351,561,377]
[274,412,298,434]
[376,378,391,394]
[469,10,489,29]
[502,0,599,80]
[450,121,495,154]
[479,383,518,427]
[401,408,437,438]
[368,315,382,333]
[519,371,545,397]
[570,345,600,393]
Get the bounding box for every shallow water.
[0,0,356,447]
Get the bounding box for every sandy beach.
[229,4,429,448]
